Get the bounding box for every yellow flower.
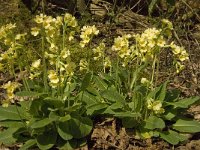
[104,57,111,68]
[61,48,70,59]
[31,59,41,68]
[64,13,78,27]
[147,98,165,114]
[48,70,59,88]
[2,81,20,100]
[15,33,27,40]
[141,78,150,85]
[80,25,99,47]
[35,14,46,24]
[31,27,40,36]
[179,50,189,61]
[175,61,185,73]
[162,19,173,30]
[157,36,166,47]
[79,59,88,71]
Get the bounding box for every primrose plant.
[0,13,199,149]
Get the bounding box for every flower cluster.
[48,70,62,88]
[29,59,41,80]
[0,23,27,73]
[170,42,189,73]
[110,20,189,73]
[30,13,79,88]
[147,98,165,114]
[79,59,88,71]
[112,34,132,59]
[93,43,106,61]
[1,81,21,107]
[80,25,99,47]
[134,28,166,61]
[0,23,16,45]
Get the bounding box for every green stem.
[150,55,157,90]
[115,56,119,90]
[42,36,48,92]
[130,58,139,90]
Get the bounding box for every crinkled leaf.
[144,116,165,130]
[167,96,200,108]
[0,121,24,128]
[159,130,187,145]
[114,112,141,118]
[58,122,73,140]
[70,116,93,139]
[31,118,53,129]
[157,81,168,102]
[19,139,36,150]
[0,128,19,145]
[36,130,57,150]
[165,89,180,102]
[16,91,46,97]
[122,117,139,128]
[81,91,99,105]
[0,105,27,121]
[58,138,86,150]
[81,72,92,91]
[100,87,125,102]
[86,103,108,115]
[93,76,108,90]
[109,102,123,110]
[44,97,64,108]
[163,110,177,120]
[173,119,200,133]
[59,114,71,122]
[58,115,92,140]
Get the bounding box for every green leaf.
[109,102,123,110]
[58,122,73,140]
[19,139,36,150]
[0,105,27,121]
[81,91,99,105]
[100,87,125,102]
[49,112,60,121]
[0,121,24,128]
[44,98,64,108]
[114,112,141,118]
[159,130,187,145]
[36,130,57,150]
[70,115,93,139]
[58,138,87,150]
[16,91,46,97]
[165,89,180,102]
[86,103,108,115]
[58,115,93,140]
[166,0,175,5]
[163,110,177,120]
[167,96,200,108]
[81,72,92,91]
[148,0,159,15]
[93,76,108,90]
[59,114,71,122]
[173,119,200,133]
[31,118,53,129]
[0,128,19,145]
[121,117,139,128]
[144,116,165,130]
[157,81,168,102]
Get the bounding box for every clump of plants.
[0,13,199,149]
